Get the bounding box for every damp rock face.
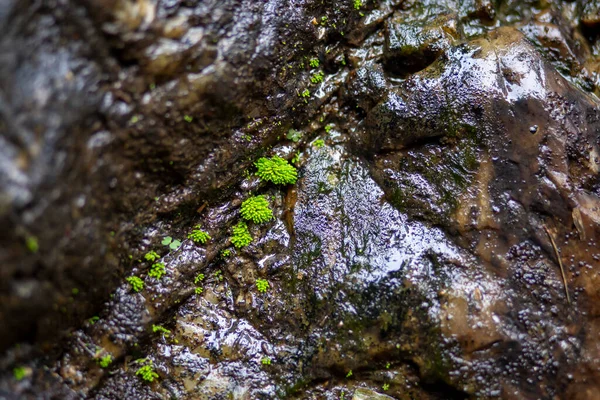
[2,0,600,399]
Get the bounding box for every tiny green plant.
[184,115,193,123]
[291,151,301,164]
[231,221,252,248]
[135,359,159,383]
[287,128,303,142]
[25,236,38,253]
[261,357,271,365]
[89,316,100,325]
[314,139,325,148]
[188,227,211,244]
[240,196,273,224]
[98,354,112,368]
[255,156,298,185]
[386,362,390,369]
[144,250,160,262]
[215,270,224,282]
[346,370,353,378]
[256,278,269,293]
[126,276,144,292]
[161,236,181,250]
[221,249,231,258]
[195,287,203,295]
[148,262,166,280]
[311,71,324,84]
[354,0,363,10]
[309,58,319,68]
[300,89,310,98]
[152,324,171,337]
[194,273,205,284]
[382,383,390,391]
[13,366,26,381]
[325,124,333,133]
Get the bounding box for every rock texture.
[1,0,600,399]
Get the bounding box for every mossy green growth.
[13,366,26,381]
[221,249,231,258]
[309,58,319,68]
[135,359,159,382]
[240,196,273,224]
[25,236,38,253]
[314,139,325,148]
[144,250,160,262]
[261,356,272,365]
[152,324,171,337]
[255,156,298,185]
[98,354,112,368]
[188,227,211,244]
[256,278,269,293]
[194,273,205,284]
[310,71,324,84]
[231,221,252,248]
[126,276,144,292]
[148,262,166,280]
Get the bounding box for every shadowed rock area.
[1,0,600,399]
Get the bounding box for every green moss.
[13,366,26,381]
[221,249,231,258]
[195,287,203,294]
[135,359,159,382]
[98,354,112,368]
[256,278,270,293]
[309,58,319,68]
[152,324,171,337]
[300,89,310,98]
[126,276,144,292]
[25,236,38,253]
[255,156,298,185]
[354,0,363,10]
[240,196,273,224]
[310,71,324,84]
[314,139,325,148]
[148,262,166,280]
[194,273,205,284]
[261,356,272,365]
[231,221,252,248]
[188,227,211,244]
[144,250,160,262]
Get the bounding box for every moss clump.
[256,278,270,293]
[126,276,144,292]
[148,262,166,280]
[188,227,211,244]
[255,156,298,185]
[13,366,26,381]
[152,324,171,337]
[144,250,160,262]
[240,196,273,224]
[135,359,159,382]
[98,354,112,368]
[231,221,252,248]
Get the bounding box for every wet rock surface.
[2,0,600,399]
